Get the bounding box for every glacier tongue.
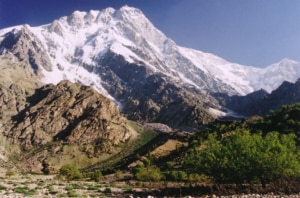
[5,5,300,98]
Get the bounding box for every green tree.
[134,162,162,181]
[184,131,300,185]
[58,164,82,181]
[256,132,300,186]
[184,133,225,182]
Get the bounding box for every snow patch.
[208,108,227,117]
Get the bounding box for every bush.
[58,164,82,181]
[188,173,208,183]
[14,186,36,196]
[164,171,188,181]
[91,171,103,182]
[166,161,174,169]
[65,185,74,191]
[47,184,58,195]
[0,185,7,191]
[122,186,133,192]
[67,190,79,197]
[5,169,15,178]
[115,169,123,179]
[104,187,111,193]
[134,163,162,181]
[65,183,82,190]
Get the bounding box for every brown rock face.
[96,52,217,129]
[6,80,131,155]
[0,25,53,73]
[0,83,31,137]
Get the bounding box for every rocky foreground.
[0,174,299,198]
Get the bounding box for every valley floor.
[0,174,300,197]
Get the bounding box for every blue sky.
[0,0,300,67]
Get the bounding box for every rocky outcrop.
[0,25,53,73]
[96,51,217,128]
[6,80,131,154]
[0,80,134,173]
[0,28,47,169]
[0,25,49,125]
[0,84,27,116]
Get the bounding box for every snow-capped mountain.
[1,6,299,98]
[1,5,300,125]
[256,58,300,92]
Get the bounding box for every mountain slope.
[1,80,134,173]
[220,78,300,117]
[6,80,131,151]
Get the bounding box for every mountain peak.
[71,10,86,17]
[278,58,298,66]
[113,5,149,26]
[118,5,143,16]
[65,6,144,26]
[2,6,300,104]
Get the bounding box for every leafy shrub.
[47,184,58,195]
[164,171,188,181]
[5,169,15,178]
[115,169,123,179]
[122,186,133,192]
[134,162,162,181]
[91,171,103,182]
[0,185,7,191]
[58,163,82,181]
[70,183,82,189]
[87,185,98,190]
[104,187,111,193]
[67,190,79,197]
[65,184,82,191]
[14,186,36,196]
[188,173,208,183]
[165,161,174,169]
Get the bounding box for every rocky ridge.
[0,25,52,74]
[0,78,133,173]
[6,80,131,152]
[215,78,300,117]
[95,51,217,127]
